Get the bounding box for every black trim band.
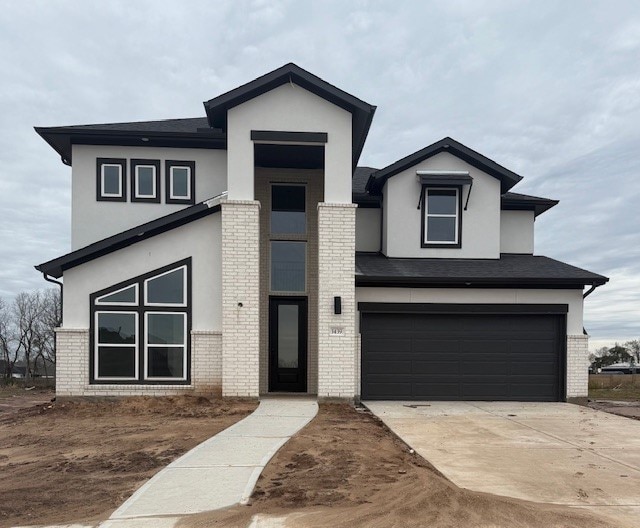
[251,130,328,143]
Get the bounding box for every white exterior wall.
[71,144,227,249]
[63,213,222,330]
[355,287,584,334]
[501,210,535,254]
[383,152,501,258]
[226,83,352,203]
[355,208,381,252]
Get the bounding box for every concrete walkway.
[366,401,640,528]
[100,397,318,528]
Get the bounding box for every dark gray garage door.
[361,309,565,401]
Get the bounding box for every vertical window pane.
[271,185,306,234]
[103,166,121,195]
[97,313,136,344]
[271,241,305,292]
[98,347,135,378]
[136,166,155,197]
[146,268,185,305]
[278,304,299,368]
[427,190,457,214]
[427,217,456,242]
[148,347,184,378]
[171,167,190,198]
[147,313,185,345]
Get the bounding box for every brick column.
[567,334,589,400]
[221,200,261,397]
[191,331,222,396]
[317,203,357,399]
[55,328,89,397]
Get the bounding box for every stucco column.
[221,200,261,397]
[317,202,357,399]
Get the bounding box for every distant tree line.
[589,340,640,371]
[0,289,61,381]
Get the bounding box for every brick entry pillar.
[222,200,261,397]
[317,203,357,399]
[566,334,589,400]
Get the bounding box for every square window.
[166,161,195,204]
[147,347,185,379]
[147,313,185,345]
[423,188,460,245]
[271,185,306,234]
[97,158,126,201]
[131,160,160,202]
[271,241,305,292]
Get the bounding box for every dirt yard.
[180,404,617,528]
[0,395,256,528]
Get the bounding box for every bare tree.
[33,288,60,378]
[625,339,640,364]
[13,291,43,382]
[0,298,19,379]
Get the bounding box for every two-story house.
[35,63,608,402]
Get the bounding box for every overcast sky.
[0,0,638,350]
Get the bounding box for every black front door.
[269,297,307,392]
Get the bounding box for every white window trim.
[169,166,191,200]
[100,164,123,198]
[144,265,188,307]
[134,165,157,199]
[94,311,139,381]
[95,283,139,306]
[144,312,187,381]
[425,187,459,244]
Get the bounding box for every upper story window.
[97,158,126,202]
[91,259,190,384]
[271,184,306,234]
[166,160,196,205]
[131,159,161,203]
[422,188,461,247]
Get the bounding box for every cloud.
[0,0,638,346]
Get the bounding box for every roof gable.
[367,137,523,194]
[203,63,376,168]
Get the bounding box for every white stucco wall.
[355,287,584,335]
[226,83,353,203]
[63,213,222,330]
[355,207,381,252]
[500,210,535,254]
[382,152,501,259]
[71,144,227,249]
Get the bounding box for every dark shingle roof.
[352,166,379,206]
[355,253,608,287]
[47,117,212,133]
[501,192,559,216]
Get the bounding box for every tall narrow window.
[271,241,306,292]
[131,159,160,203]
[422,188,460,247]
[97,158,126,202]
[271,185,306,234]
[166,160,196,205]
[90,259,191,384]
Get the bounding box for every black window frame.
[165,160,196,205]
[96,158,126,202]
[420,186,463,249]
[89,258,192,385]
[130,159,161,203]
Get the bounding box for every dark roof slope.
[204,63,376,169]
[367,137,523,194]
[502,191,559,217]
[35,117,225,164]
[36,198,223,278]
[352,166,379,206]
[355,253,608,288]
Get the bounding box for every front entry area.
[269,297,308,392]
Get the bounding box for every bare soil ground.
[589,387,640,420]
[589,386,640,402]
[0,395,256,528]
[0,385,54,414]
[180,404,617,528]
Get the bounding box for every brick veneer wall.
[317,202,357,399]
[55,328,90,396]
[192,331,222,395]
[221,200,261,397]
[567,334,589,399]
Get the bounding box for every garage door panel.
[361,312,564,401]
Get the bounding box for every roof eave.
[355,275,608,288]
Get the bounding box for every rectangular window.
[271,184,306,234]
[166,160,196,204]
[271,241,306,292]
[96,158,126,202]
[423,188,460,246]
[131,159,160,203]
[145,312,187,380]
[95,311,138,380]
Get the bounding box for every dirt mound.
[180,404,618,528]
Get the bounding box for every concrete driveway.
[365,401,640,527]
